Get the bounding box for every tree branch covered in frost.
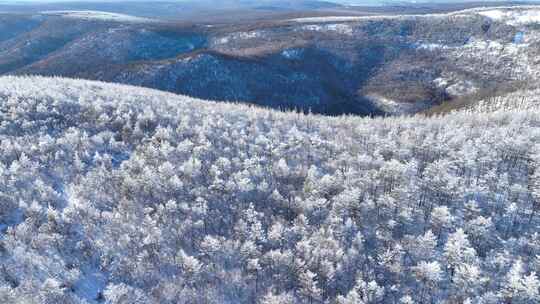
[0,76,540,303]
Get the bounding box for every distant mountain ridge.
[1,5,540,116]
[0,0,343,18]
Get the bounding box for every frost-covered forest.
[1,76,540,303]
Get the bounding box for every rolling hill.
[0,75,539,303]
[1,5,540,115]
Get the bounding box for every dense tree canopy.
[0,76,539,303]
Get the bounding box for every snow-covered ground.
[292,6,540,90]
[467,88,540,113]
[301,23,354,35]
[416,43,448,51]
[411,7,540,95]
[281,48,303,60]
[291,5,540,25]
[291,16,368,23]
[41,10,155,23]
[365,93,432,115]
[446,80,478,96]
[478,7,540,26]
[213,31,263,45]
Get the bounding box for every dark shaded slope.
[14,25,208,77]
[0,17,104,74]
[101,46,392,116]
[0,14,43,42]
[1,7,539,116]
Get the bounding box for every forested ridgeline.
[0,76,539,303]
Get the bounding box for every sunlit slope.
[0,76,539,303]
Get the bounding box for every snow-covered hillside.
[292,5,540,25]
[466,88,540,113]
[1,76,539,303]
[477,7,540,26]
[2,5,540,116]
[41,10,155,23]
